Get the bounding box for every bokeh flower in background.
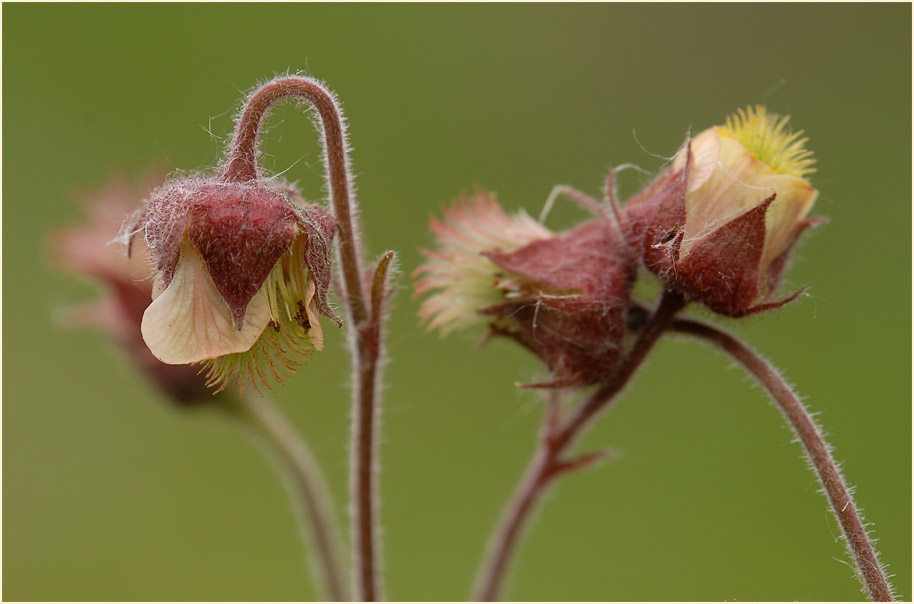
[50,173,212,404]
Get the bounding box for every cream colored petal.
[672,127,721,193]
[142,244,271,364]
[680,137,778,257]
[151,274,166,299]
[761,174,818,267]
[304,277,324,351]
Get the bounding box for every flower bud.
[128,174,340,392]
[414,191,636,388]
[625,106,822,317]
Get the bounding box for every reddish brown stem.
[671,317,895,602]
[224,76,382,601]
[473,291,687,601]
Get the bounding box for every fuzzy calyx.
[481,219,636,387]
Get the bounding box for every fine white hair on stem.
[670,317,896,601]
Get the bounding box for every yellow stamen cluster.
[203,238,316,394]
[717,105,816,180]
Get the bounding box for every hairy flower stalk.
[52,175,348,600]
[669,316,895,602]
[221,75,391,601]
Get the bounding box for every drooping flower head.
[50,173,212,404]
[624,106,822,317]
[126,173,340,393]
[414,191,636,388]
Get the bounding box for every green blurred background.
[4,3,910,601]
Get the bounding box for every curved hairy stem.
[222,75,367,324]
[224,75,384,600]
[222,392,348,601]
[473,290,687,601]
[671,317,895,602]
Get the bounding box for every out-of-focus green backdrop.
[4,4,910,601]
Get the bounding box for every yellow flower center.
[716,105,816,180]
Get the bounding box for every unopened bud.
[625,106,822,317]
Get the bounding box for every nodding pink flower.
[50,173,212,404]
[125,174,340,393]
[414,191,636,388]
[624,106,823,317]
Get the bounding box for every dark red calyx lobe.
[623,167,689,271]
[483,220,634,301]
[186,182,298,329]
[673,194,773,316]
[481,220,636,387]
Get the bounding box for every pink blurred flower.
[51,173,213,404]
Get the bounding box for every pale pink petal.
[142,244,270,364]
[680,137,777,257]
[761,174,818,267]
[304,277,324,350]
[673,127,721,194]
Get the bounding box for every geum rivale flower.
[623,106,823,317]
[414,191,636,388]
[126,174,340,393]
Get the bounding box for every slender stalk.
[222,392,348,601]
[353,333,382,601]
[474,447,556,603]
[671,317,895,602]
[223,76,383,600]
[473,290,687,601]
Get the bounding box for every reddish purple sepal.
[672,195,773,316]
[623,167,688,264]
[295,204,341,325]
[481,220,635,388]
[186,183,298,328]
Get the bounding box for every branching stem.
[473,290,687,601]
